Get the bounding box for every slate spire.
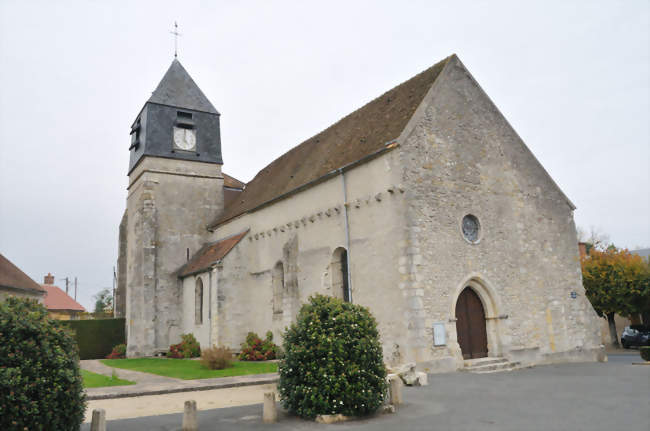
[128,59,223,174]
[148,59,219,114]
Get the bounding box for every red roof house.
[41,273,86,320]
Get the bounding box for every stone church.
[116,54,603,371]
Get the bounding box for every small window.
[272,262,284,314]
[331,247,350,302]
[129,118,141,150]
[462,214,480,243]
[195,278,203,325]
[176,111,194,128]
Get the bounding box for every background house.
[41,273,86,320]
[0,253,46,302]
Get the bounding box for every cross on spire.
[170,21,182,58]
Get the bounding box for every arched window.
[195,278,203,325]
[272,262,284,315]
[331,247,350,302]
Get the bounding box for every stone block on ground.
[415,371,428,386]
[381,404,396,414]
[316,414,349,424]
[388,362,418,386]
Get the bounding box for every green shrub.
[641,346,650,362]
[106,343,127,359]
[278,295,387,419]
[61,318,125,359]
[168,333,201,358]
[0,297,86,430]
[239,331,280,361]
[201,346,233,370]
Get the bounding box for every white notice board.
[433,322,446,346]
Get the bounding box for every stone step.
[463,357,508,368]
[472,363,523,374]
[465,361,522,374]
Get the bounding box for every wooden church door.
[455,287,488,359]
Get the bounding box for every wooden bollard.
[263,392,278,423]
[90,408,106,431]
[182,400,198,431]
[389,376,403,405]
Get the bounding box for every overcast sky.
[0,1,648,311]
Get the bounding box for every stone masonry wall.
[209,151,410,364]
[126,157,223,357]
[115,210,127,318]
[397,55,602,369]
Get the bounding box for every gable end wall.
[398,56,602,368]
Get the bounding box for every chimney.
[578,242,587,259]
[44,273,54,285]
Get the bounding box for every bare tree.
[577,225,611,252]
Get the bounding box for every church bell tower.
[121,59,225,357]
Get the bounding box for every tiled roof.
[224,187,244,209]
[223,173,245,189]
[0,253,46,294]
[42,284,86,312]
[178,230,248,278]
[209,56,450,227]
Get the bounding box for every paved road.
[83,354,649,431]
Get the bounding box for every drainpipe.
[338,168,353,303]
[208,269,212,347]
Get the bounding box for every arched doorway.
[455,287,488,359]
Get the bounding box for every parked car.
[621,325,650,348]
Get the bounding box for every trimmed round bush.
[0,297,86,430]
[278,295,387,419]
[641,346,650,362]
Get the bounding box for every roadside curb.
[86,375,279,400]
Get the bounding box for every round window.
[462,214,480,243]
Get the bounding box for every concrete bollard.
[90,408,106,431]
[263,392,278,423]
[389,376,403,405]
[182,400,198,431]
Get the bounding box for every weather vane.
[170,21,182,58]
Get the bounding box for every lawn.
[100,358,278,380]
[81,369,136,388]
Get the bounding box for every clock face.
[173,127,196,151]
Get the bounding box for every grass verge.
[82,369,136,388]
[100,358,278,380]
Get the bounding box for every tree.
[0,297,86,429]
[93,288,113,314]
[581,248,650,347]
[576,225,611,254]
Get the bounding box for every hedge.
[61,318,125,359]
